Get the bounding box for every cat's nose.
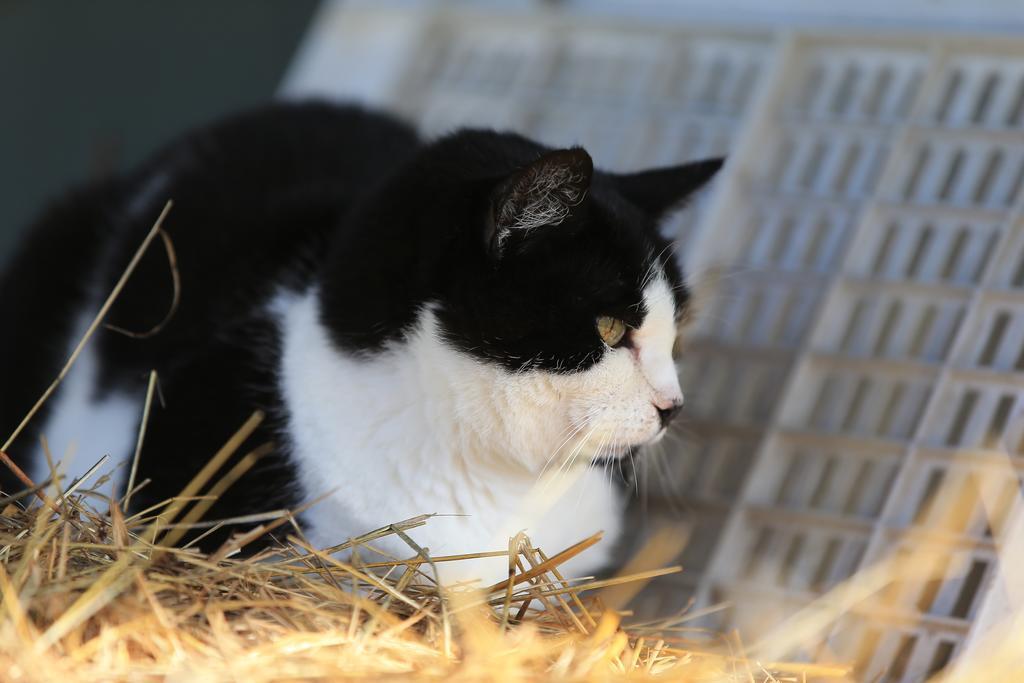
[656,401,683,428]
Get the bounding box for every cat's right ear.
[610,158,724,222]
[486,148,593,258]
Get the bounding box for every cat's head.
[323,130,722,472]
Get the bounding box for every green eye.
[596,316,627,347]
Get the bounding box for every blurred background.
[0,0,318,261]
[7,1,1024,679]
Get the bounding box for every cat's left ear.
[611,158,725,221]
[487,148,593,257]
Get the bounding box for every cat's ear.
[611,158,724,221]
[487,147,593,257]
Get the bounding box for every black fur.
[0,100,721,547]
[320,130,720,373]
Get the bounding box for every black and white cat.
[0,102,721,582]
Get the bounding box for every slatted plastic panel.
[697,40,1024,681]
[287,8,1024,680]
[672,45,927,641]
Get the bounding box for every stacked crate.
[697,39,1024,680]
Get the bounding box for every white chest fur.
[273,290,624,584]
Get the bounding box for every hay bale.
[0,424,840,681]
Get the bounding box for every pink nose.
[653,393,683,411]
[656,400,683,428]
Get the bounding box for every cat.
[0,101,721,583]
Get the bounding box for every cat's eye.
[596,316,627,347]
[672,332,684,360]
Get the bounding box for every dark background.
[0,1,319,263]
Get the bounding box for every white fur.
[637,276,686,410]
[31,324,141,496]
[274,273,681,585]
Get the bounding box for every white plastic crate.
[285,4,1024,679]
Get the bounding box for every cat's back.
[0,101,420,493]
[91,102,420,380]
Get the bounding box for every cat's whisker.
[538,422,585,475]
[651,441,687,518]
[559,421,601,480]
[628,444,639,496]
[575,431,609,512]
[537,408,601,480]
[609,441,621,490]
[642,243,675,292]
[637,442,653,518]
[541,420,600,498]
[559,429,593,478]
